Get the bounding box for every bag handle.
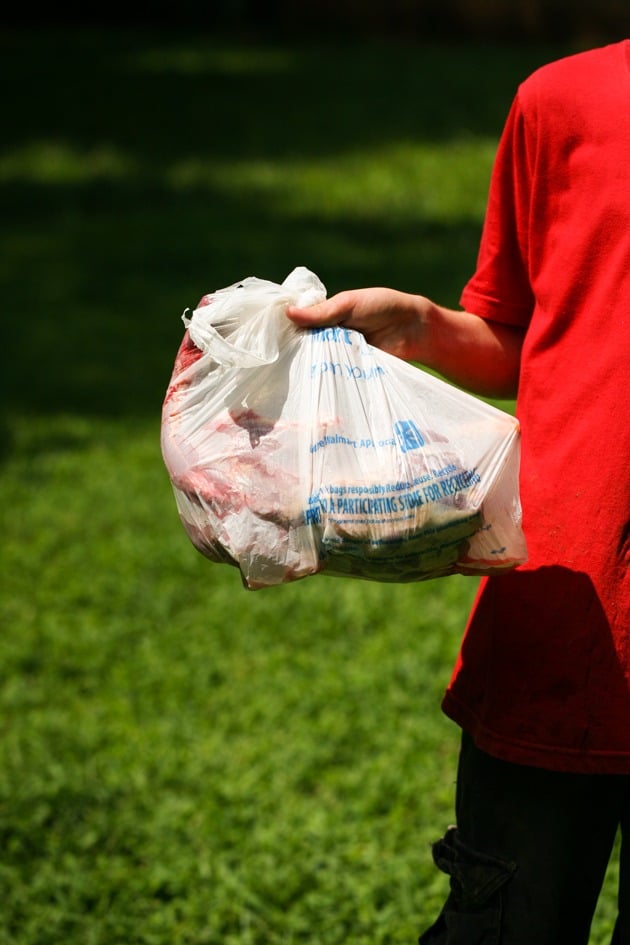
[184,267,326,368]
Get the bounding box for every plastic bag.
[161,267,527,589]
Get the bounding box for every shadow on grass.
[0,29,567,429]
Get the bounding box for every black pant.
[419,732,630,945]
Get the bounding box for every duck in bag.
[161,267,527,589]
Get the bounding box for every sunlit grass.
[0,137,494,223]
[0,143,136,183]
[167,138,497,221]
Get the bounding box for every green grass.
[0,27,619,944]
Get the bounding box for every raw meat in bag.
[161,267,527,589]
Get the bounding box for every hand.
[286,287,427,362]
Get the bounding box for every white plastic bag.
[161,267,527,589]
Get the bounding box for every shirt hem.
[442,689,630,775]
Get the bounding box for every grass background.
[0,27,620,944]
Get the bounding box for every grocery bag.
[161,267,527,589]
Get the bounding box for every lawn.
[0,27,618,944]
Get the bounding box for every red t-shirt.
[442,40,630,773]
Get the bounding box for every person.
[286,39,630,945]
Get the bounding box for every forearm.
[407,297,524,399]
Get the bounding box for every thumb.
[286,290,359,327]
[285,298,340,327]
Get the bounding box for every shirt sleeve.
[460,92,536,327]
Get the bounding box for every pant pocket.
[418,826,517,945]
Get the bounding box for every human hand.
[286,287,428,362]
